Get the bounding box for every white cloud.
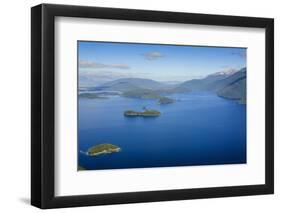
[143,51,165,60]
[79,60,130,69]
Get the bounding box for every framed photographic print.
[31,4,274,209]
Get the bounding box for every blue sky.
[78,41,246,86]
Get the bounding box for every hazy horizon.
[78,41,246,87]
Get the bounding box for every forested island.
[122,89,175,104]
[79,91,120,99]
[78,165,87,170]
[158,97,174,104]
[83,143,121,156]
[124,109,161,117]
[79,93,108,99]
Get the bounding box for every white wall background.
[0,0,279,212]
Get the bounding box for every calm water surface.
[78,92,246,170]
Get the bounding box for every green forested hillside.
[217,77,246,104]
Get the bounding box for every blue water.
[78,92,246,170]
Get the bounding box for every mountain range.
[83,67,246,103]
[95,78,166,91]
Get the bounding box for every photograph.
[30,3,274,208]
[78,41,247,171]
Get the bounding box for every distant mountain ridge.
[83,67,246,103]
[174,67,246,103]
[94,78,166,92]
[208,68,239,77]
[211,68,246,92]
[178,68,245,91]
[217,72,246,103]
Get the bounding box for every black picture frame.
[31,3,274,209]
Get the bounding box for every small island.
[79,91,120,99]
[84,143,121,156]
[158,97,174,104]
[122,89,161,99]
[124,108,161,117]
[79,93,108,99]
[78,165,87,170]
